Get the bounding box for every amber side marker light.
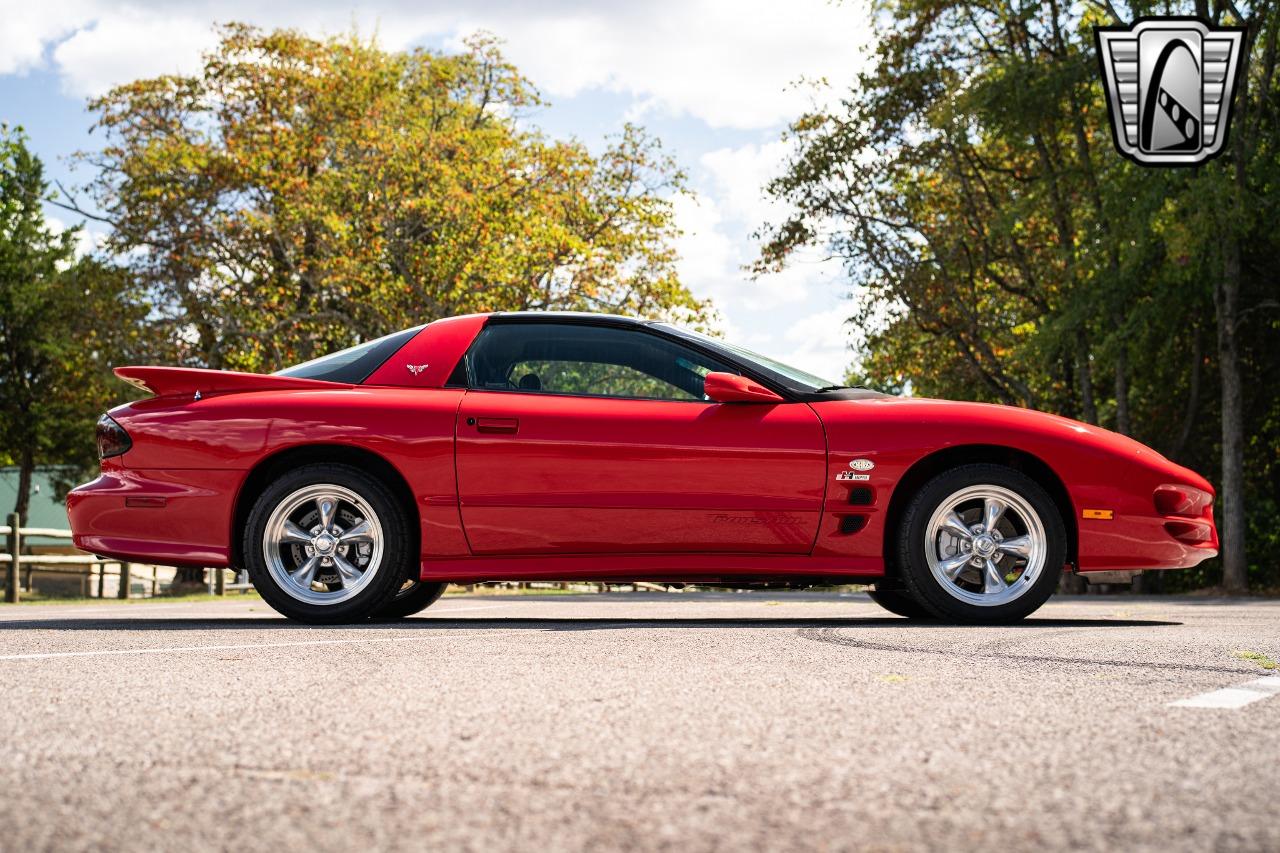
[1082,509,1114,520]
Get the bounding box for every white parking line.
[1170,675,1280,709]
[0,636,439,661]
[0,601,509,625]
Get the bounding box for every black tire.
[896,464,1065,623]
[371,580,448,620]
[244,463,412,624]
[867,586,935,619]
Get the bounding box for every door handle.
[475,417,519,434]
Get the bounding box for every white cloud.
[0,0,97,76]
[51,12,218,97]
[777,304,854,382]
[671,184,853,380]
[469,1,874,129]
[672,190,813,315]
[700,139,794,228]
[3,1,867,379]
[1,0,872,126]
[45,214,108,261]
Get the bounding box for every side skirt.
[420,553,883,585]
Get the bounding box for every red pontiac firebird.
[68,312,1218,623]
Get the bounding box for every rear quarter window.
[275,326,424,383]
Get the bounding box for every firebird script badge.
[406,364,429,376]
[1095,17,1245,166]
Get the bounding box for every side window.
[466,323,734,401]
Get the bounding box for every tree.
[758,0,1280,590]
[0,126,146,531]
[70,25,708,373]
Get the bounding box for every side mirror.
[703,372,784,404]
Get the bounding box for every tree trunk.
[1212,15,1256,597]
[1171,324,1202,460]
[1076,330,1098,425]
[12,449,33,522]
[1215,238,1248,594]
[7,449,34,555]
[1114,342,1131,435]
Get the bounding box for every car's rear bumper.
[67,468,240,568]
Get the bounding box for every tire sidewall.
[897,464,1066,623]
[244,463,412,624]
[867,586,936,620]
[370,580,448,620]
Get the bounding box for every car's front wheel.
[244,463,412,624]
[866,586,935,619]
[896,464,1065,623]
[371,580,448,620]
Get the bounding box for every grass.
[443,585,596,596]
[0,590,260,606]
[1233,650,1278,670]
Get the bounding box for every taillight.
[96,414,132,459]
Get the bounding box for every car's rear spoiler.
[113,366,350,398]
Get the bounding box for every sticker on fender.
[836,471,870,481]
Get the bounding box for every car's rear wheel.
[896,464,1065,623]
[866,585,935,619]
[371,580,448,620]
[244,463,411,624]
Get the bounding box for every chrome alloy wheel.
[924,484,1047,607]
[262,483,385,605]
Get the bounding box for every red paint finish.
[702,372,784,403]
[114,365,344,398]
[67,463,240,566]
[419,553,882,584]
[68,313,1220,584]
[455,391,825,554]
[808,396,1217,571]
[363,313,487,388]
[68,385,471,565]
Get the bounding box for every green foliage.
[760,0,1280,588]
[508,360,701,400]
[0,126,148,510]
[80,25,708,372]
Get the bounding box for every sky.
[0,0,875,381]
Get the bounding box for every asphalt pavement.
[0,592,1277,852]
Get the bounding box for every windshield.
[655,324,841,392]
[275,325,424,383]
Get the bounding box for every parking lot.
[0,592,1277,851]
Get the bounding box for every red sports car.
[68,312,1218,623]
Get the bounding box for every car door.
[453,320,827,555]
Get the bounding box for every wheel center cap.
[974,535,996,557]
[314,534,336,555]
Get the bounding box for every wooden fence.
[3,512,677,603]
[1,512,249,603]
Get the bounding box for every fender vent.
[840,515,868,534]
[847,487,873,506]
